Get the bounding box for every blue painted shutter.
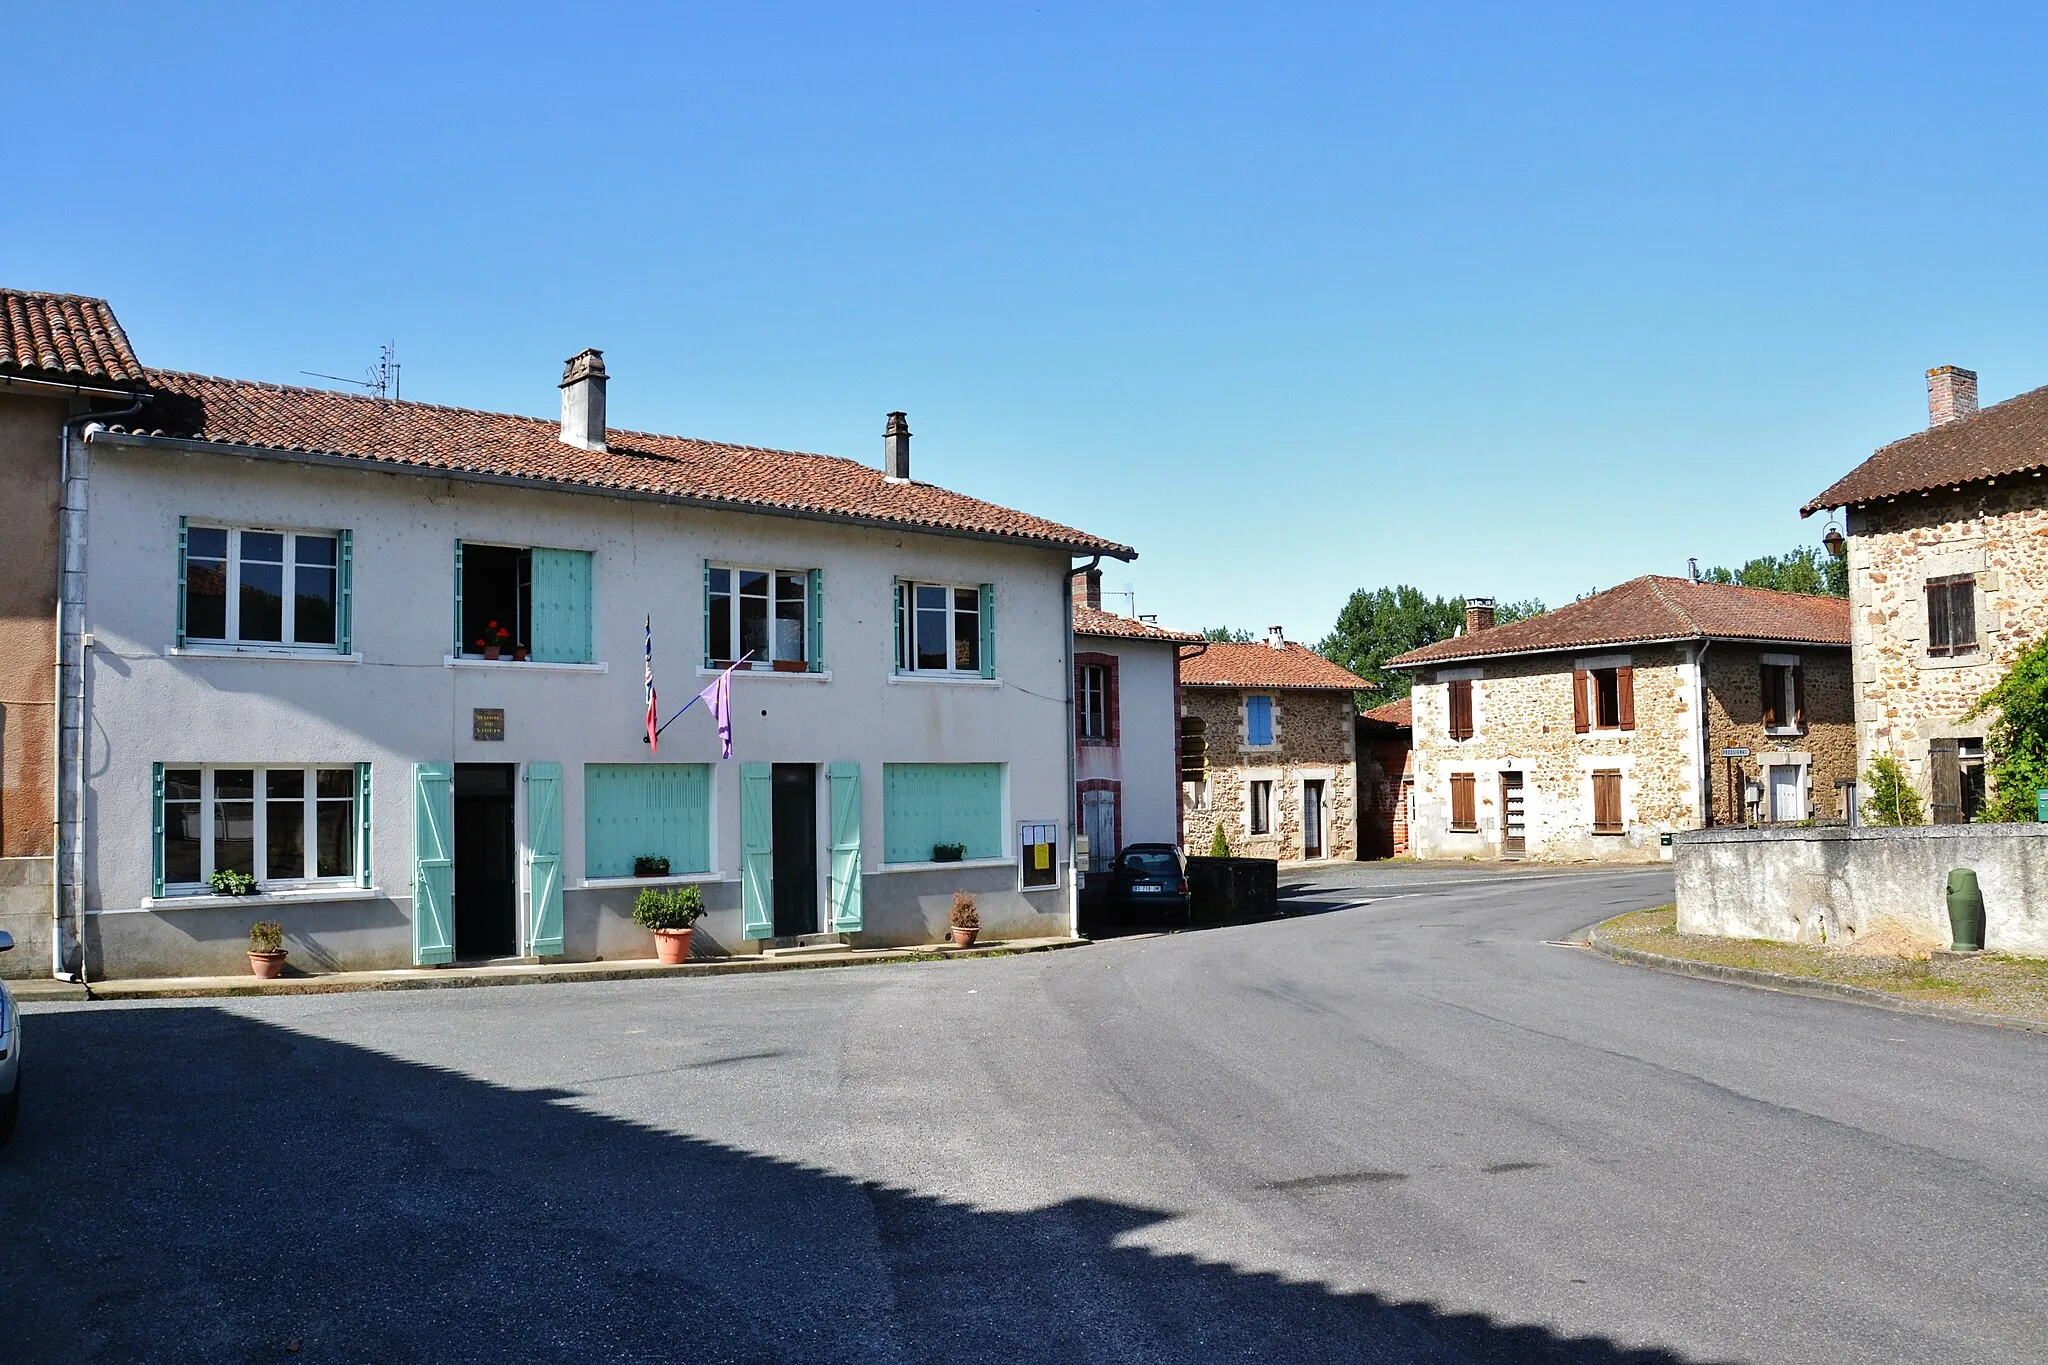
[740,763,774,939]
[530,548,594,662]
[1247,696,1273,746]
[452,541,465,655]
[892,578,904,673]
[412,763,455,965]
[526,762,564,956]
[355,762,373,888]
[808,568,824,673]
[828,761,863,932]
[151,762,166,897]
[175,517,189,648]
[336,528,354,655]
[978,583,996,679]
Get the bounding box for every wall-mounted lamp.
[1822,522,1846,558]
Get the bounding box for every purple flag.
[696,666,734,759]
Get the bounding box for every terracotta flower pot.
[951,926,979,948]
[248,950,288,980]
[772,659,809,673]
[484,646,502,661]
[654,928,695,964]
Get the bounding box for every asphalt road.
[4,864,2044,1363]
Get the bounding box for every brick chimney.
[1465,596,1497,633]
[1072,567,1103,612]
[1266,625,1285,650]
[1927,365,1979,427]
[559,349,608,451]
[883,411,911,482]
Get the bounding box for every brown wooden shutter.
[1953,580,1977,652]
[1572,669,1590,733]
[1448,679,1473,741]
[1926,582,1951,655]
[1928,738,1963,824]
[1791,664,1805,731]
[1760,664,1777,729]
[1450,772,1475,830]
[1593,769,1622,832]
[1616,667,1635,731]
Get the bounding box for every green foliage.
[1208,825,1230,858]
[211,869,257,897]
[633,884,706,931]
[632,854,671,877]
[1315,586,1466,703]
[1965,636,2048,822]
[1861,754,1924,826]
[248,919,284,953]
[1496,598,1547,625]
[1200,626,1256,643]
[1699,545,1847,598]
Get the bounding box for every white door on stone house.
[1767,765,1804,822]
[1082,789,1117,872]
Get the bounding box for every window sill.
[1448,826,1479,835]
[1591,829,1627,837]
[874,856,1012,874]
[886,673,1000,687]
[135,884,381,912]
[1917,651,1987,671]
[698,666,830,682]
[1763,728,1807,739]
[171,645,362,664]
[444,656,607,673]
[579,872,726,890]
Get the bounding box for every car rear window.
[1123,851,1180,876]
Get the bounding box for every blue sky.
[8,3,2047,640]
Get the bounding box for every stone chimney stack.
[1927,365,1979,427]
[1266,625,1285,650]
[559,349,608,451]
[1072,567,1103,612]
[1465,596,1497,633]
[883,411,912,482]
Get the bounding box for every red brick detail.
[1075,651,1119,746]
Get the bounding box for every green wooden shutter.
[151,762,166,898]
[412,762,456,965]
[740,762,774,939]
[702,560,713,666]
[586,763,712,878]
[827,761,863,933]
[883,763,1004,862]
[978,583,996,678]
[175,517,189,648]
[355,762,373,888]
[336,528,354,655]
[526,762,564,956]
[892,578,905,673]
[452,541,465,655]
[530,547,594,662]
[807,568,824,673]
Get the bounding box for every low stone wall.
[1675,824,2048,957]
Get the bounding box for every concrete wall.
[1073,634,1180,853]
[75,436,1079,976]
[1675,823,2048,957]
[1180,687,1357,863]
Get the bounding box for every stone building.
[1803,365,2048,821]
[1357,697,1412,858]
[1180,631,1368,863]
[1388,586,1853,862]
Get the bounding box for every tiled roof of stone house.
[1360,697,1411,727]
[1072,605,1202,643]
[1180,640,1371,691]
[1387,576,1850,669]
[0,289,145,387]
[1803,382,2048,513]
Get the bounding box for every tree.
[1200,626,1256,644]
[1861,754,1924,826]
[1965,636,2048,822]
[1699,545,1847,598]
[1496,598,1546,625]
[1315,586,1465,702]
[1208,826,1230,857]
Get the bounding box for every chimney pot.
[1267,625,1285,650]
[559,348,608,451]
[1072,567,1103,613]
[883,411,911,482]
[1464,596,1497,634]
[1927,365,1978,427]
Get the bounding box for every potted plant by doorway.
[248,919,288,979]
[949,891,980,948]
[634,884,706,964]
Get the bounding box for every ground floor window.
[1591,769,1624,834]
[1449,772,1476,831]
[160,764,363,892]
[882,763,1003,862]
[1248,779,1273,835]
[584,764,713,878]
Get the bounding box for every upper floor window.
[1246,695,1276,746]
[1078,663,1111,741]
[707,565,818,670]
[1927,575,1978,657]
[1761,662,1803,733]
[456,542,593,663]
[1573,665,1635,732]
[157,763,366,895]
[180,523,348,651]
[1447,678,1475,740]
[896,581,993,677]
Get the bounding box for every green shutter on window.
[530,547,594,663]
[978,583,996,679]
[452,540,465,655]
[152,762,166,898]
[883,763,1003,863]
[702,560,713,667]
[584,763,712,878]
[175,517,189,648]
[740,762,775,939]
[412,762,455,965]
[337,528,354,655]
[355,763,373,888]
[892,578,904,673]
[827,761,863,933]
[525,762,564,957]
[808,568,824,673]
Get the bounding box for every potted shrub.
[949,891,980,948]
[634,884,706,964]
[248,919,287,979]
[476,621,512,660]
[210,868,257,897]
[633,854,671,878]
[932,842,966,863]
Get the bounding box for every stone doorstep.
[7,937,1086,1004]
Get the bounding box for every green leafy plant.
[632,854,671,877]
[1861,754,1924,826]
[1208,826,1230,858]
[1966,636,2048,822]
[248,920,284,954]
[932,842,966,862]
[210,868,257,897]
[632,884,705,932]
[949,891,979,930]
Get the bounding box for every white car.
[0,930,18,1145]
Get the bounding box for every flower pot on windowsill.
[932,844,966,863]
[653,928,695,965]
[772,659,809,673]
[248,950,288,980]
[513,647,530,662]
[484,647,502,661]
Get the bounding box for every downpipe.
[1063,555,1101,939]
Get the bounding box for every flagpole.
[645,651,754,741]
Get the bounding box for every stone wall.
[1846,485,2048,800]
[1181,687,1357,862]
[1355,721,1410,859]
[1700,644,1857,824]
[1675,823,2048,957]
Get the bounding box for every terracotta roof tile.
[1387,576,1849,668]
[115,369,1133,558]
[1803,383,2048,513]
[1179,640,1370,691]
[1361,697,1412,726]
[0,289,144,387]
[1071,605,1201,643]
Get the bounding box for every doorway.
[1303,780,1326,859]
[771,764,818,937]
[1767,765,1804,823]
[1501,771,1526,857]
[454,763,518,960]
[1082,788,1117,875]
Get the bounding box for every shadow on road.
[0,1005,1720,1363]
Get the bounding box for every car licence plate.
[1134,882,1163,894]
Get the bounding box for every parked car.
[0,930,18,1146]
[1108,844,1192,924]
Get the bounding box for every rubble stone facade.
[1181,686,1358,863]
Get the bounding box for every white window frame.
[161,764,360,892]
[1761,654,1802,736]
[707,563,810,666]
[899,581,983,675]
[1078,664,1109,741]
[185,525,342,649]
[1247,777,1274,835]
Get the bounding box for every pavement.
[4,861,2044,1363]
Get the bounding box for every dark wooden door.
[771,764,818,937]
[1929,738,1963,824]
[453,763,518,960]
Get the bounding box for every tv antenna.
[303,341,401,400]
